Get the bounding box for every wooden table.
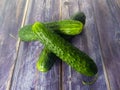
[0,0,120,90]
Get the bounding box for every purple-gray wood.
[0,0,27,90]
[0,0,120,90]
[0,0,26,90]
[61,0,107,90]
[92,0,120,90]
[11,0,61,90]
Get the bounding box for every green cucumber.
[19,25,36,41]
[44,20,83,35]
[19,12,86,72]
[36,12,86,72]
[19,20,83,41]
[32,22,98,76]
[36,47,57,72]
[71,12,86,25]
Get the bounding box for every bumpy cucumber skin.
[32,22,98,76]
[36,47,57,72]
[19,20,83,41]
[19,12,86,41]
[45,20,83,35]
[36,13,86,72]
[19,12,86,73]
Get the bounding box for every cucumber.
[36,12,86,72]
[36,47,57,72]
[44,20,83,35]
[19,12,86,72]
[32,22,98,76]
[19,25,37,41]
[71,12,86,25]
[19,20,83,41]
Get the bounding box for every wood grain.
[0,0,120,90]
[61,0,107,90]
[11,0,61,90]
[0,0,27,90]
[92,0,120,89]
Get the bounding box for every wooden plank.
[61,0,107,90]
[11,0,61,90]
[9,0,120,90]
[0,0,27,90]
[92,0,120,90]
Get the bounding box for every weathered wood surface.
[92,0,120,90]
[11,0,61,90]
[0,0,120,90]
[61,0,107,90]
[0,0,27,90]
